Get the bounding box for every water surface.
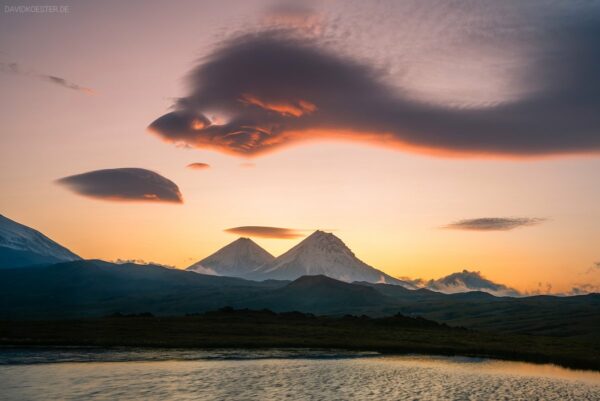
[1,348,598,400]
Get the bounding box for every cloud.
[148,6,600,159]
[565,283,600,296]
[443,217,546,231]
[56,168,183,203]
[426,270,521,297]
[112,259,176,269]
[187,162,210,170]
[262,1,323,35]
[1,61,94,94]
[224,226,305,239]
[239,162,256,168]
[43,75,94,94]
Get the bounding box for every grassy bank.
[1,309,598,370]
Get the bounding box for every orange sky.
[1,0,599,294]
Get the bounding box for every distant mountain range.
[188,231,416,287]
[186,231,523,295]
[1,260,598,341]
[0,214,80,268]
[0,214,581,298]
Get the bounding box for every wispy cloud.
[224,226,306,239]
[564,283,600,296]
[56,168,183,203]
[0,61,94,94]
[443,217,546,231]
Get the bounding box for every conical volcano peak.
[303,230,343,245]
[231,237,256,246]
[296,230,355,257]
[249,230,413,287]
[187,237,274,277]
[306,230,336,240]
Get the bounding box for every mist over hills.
[402,270,522,297]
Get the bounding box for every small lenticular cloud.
[56,168,183,203]
[443,217,546,231]
[224,226,305,239]
[187,162,210,170]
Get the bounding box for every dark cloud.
[443,217,546,231]
[1,61,93,94]
[148,11,600,158]
[224,226,305,239]
[186,162,210,170]
[56,168,183,203]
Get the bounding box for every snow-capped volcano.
[0,214,81,268]
[248,230,415,287]
[187,237,275,277]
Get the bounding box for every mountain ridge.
[1,261,598,342]
[0,214,81,268]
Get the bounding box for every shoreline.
[1,343,598,372]
[1,310,598,371]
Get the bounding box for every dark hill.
[1,261,598,341]
[0,260,284,319]
[241,275,388,314]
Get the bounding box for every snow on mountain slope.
[187,237,275,277]
[249,230,415,287]
[0,214,81,268]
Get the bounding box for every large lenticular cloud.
[57,168,183,203]
[149,8,600,158]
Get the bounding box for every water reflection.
[0,349,598,401]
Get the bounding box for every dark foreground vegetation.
[1,308,598,371]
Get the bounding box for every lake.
[1,348,598,400]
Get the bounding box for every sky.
[1,0,599,294]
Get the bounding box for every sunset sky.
[1,0,599,294]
